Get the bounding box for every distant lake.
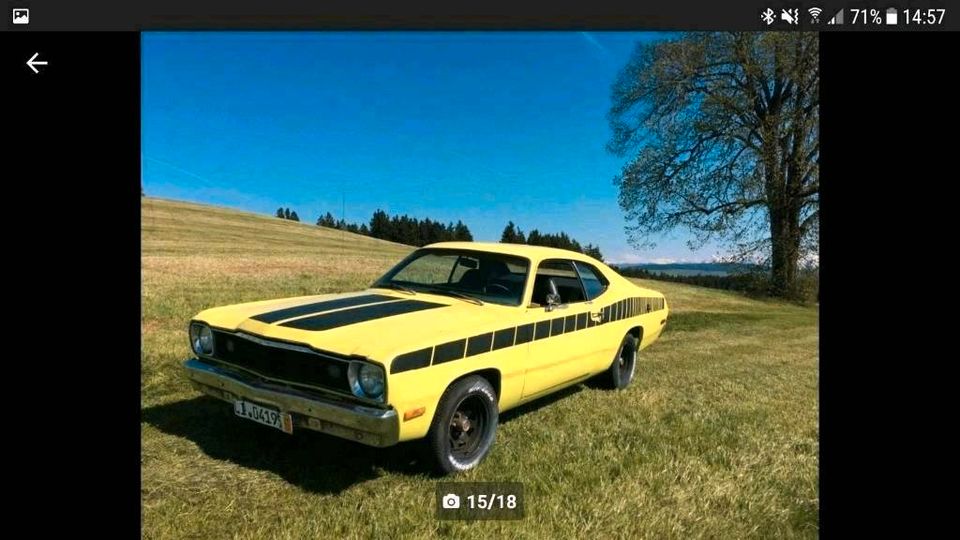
[614,263,758,277]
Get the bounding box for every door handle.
[590,311,603,322]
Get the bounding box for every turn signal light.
[403,406,426,421]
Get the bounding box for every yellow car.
[184,242,668,473]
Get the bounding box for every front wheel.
[426,375,499,474]
[602,333,638,390]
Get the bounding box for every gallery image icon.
[12,8,29,25]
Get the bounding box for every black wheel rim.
[448,395,488,460]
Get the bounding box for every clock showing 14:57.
[903,9,946,25]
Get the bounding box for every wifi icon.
[808,7,823,23]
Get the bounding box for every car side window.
[574,261,609,301]
[532,260,587,305]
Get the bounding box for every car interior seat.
[456,269,483,290]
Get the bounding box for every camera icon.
[441,493,460,509]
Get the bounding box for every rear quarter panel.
[587,265,670,370]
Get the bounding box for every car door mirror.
[545,279,562,311]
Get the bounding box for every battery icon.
[885,8,898,25]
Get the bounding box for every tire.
[603,333,638,390]
[426,375,499,474]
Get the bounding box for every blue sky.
[142,32,720,264]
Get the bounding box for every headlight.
[359,364,385,398]
[349,362,385,401]
[189,323,214,356]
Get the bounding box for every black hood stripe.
[251,294,398,324]
[280,299,448,331]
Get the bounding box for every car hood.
[193,289,515,365]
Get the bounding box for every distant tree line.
[368,210,473,246]
[316,212,371,236]
[280,208,605,260]
[275,207,300,222]
[316,209,473,247]
[613,265,819,303]
[500,221,604,261]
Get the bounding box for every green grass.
[141,197,819,539]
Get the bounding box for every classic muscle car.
[184,242,668,473]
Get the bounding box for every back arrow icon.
[27,52,49,74]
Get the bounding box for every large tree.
[607,33,818,297]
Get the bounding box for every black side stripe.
[493,328,516,350]
[535,320,551,340]
[466,333,493,357]
[434,339,466,364]
[391,347,433,374]
[389,296,667,373]
[515,323,534,344]
[551,317,565,336]
[281,300,447,331]
[252,294,398,324]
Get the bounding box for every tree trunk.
[769,203,801,298]
[763,111,803,299]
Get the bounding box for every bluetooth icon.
[760,8,776,25]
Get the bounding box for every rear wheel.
[603,333,638,390]
[426,375,499,474]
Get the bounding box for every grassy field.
[141,197,819,539]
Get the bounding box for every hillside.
[141,197,818,538]
[142,197,412,258]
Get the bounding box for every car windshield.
[373,248,530,306]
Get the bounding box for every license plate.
[234,400,293,434]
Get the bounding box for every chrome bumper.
[183,358,399,447]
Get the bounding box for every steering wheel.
[485,283,511,294]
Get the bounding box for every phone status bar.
[758,5,947,29]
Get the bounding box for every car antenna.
[341,190,345,274]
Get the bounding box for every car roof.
[422,241,601,264]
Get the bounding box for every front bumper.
[183,358,399,447]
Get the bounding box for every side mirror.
[545,279,561,311]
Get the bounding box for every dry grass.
[141,197,818,539]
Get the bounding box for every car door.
[520,259,598,400]
[571,260,618,373]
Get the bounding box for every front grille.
[209,330,351,393]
